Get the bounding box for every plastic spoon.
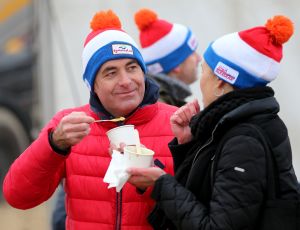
[94,117,125,123]
[134,129,142,155]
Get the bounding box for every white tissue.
[103,150,130,192]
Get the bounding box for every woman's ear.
[214,75,225,88]
[215,76,234,93]
[213,75,234,96]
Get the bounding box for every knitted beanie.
[203,15,294,88]
[134,9,198,74]
[82,10,146,92]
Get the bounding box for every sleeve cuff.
[48,130,71,156]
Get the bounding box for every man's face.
[177,51,201,85]
[200,59,218,108]
[94,58,145,117]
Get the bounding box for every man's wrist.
[48,130,71,155]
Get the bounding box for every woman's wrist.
[177,136,192,144]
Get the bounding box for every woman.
[127,15,300,229]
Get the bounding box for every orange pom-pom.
[90,10,121,31]
[134,8,158,31]
[265,15,294,45]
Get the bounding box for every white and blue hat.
[82,10,146,92]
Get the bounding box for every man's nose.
[196,53,202,64]
[118,70,131,85]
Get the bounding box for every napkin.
[103,150,130,192]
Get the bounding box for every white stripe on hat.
[82,30,139,71]
[141,24,189,63]
[212,32,280,81]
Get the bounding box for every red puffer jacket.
[3,102,176,230]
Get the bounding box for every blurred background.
[0,0,299,229]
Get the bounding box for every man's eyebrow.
[101,60,138,74]
[101,66,116,74]
[126,59,139,66]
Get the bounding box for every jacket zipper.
[115,191,122,230]
[191,123,219,166]
[186,123,220,185]
[113,111,141,229]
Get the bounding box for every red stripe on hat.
[239,26,282,62]
[84,28,124,47]
[139,19,173,48]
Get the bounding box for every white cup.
[124,145,154,168]
[106,125,135,146]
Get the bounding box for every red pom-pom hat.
[203,15,294,88]
[134,8,198,74]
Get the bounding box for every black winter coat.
[148,87,300,230]
[146,73,192,107]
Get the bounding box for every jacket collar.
[147,73,192,100]
[190,87,277,142]
[220,96,279,124]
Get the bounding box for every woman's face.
[176,51,201,84]
[200,59,219,108]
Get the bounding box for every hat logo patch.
[188,34,198,50]
[112,44,133,55]
[214,62,238,84]
[147,62,163,74]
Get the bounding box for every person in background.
[3,10,176,230]
[127,15,300,229]
[134,8,201,107]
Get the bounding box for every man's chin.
[116,103,140,116]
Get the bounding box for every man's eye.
[105,71,116,77]
[128,65,138,71]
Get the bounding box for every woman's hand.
[127,167,166,190]
[170,99,200,144]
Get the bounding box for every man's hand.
[126,167,166,190]
[52,112,95,150]
[108,142,126,155]
[170,99,200,144]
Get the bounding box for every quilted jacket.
[148,87,300,230]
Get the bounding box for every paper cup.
[106,125,135,146]
[124,145,154,168]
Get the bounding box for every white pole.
[34,0,55,126]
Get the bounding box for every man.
[3,10,176,230]
[134,8,201,107]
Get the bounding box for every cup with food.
[106,125,135,146]
[123,145,154,168]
